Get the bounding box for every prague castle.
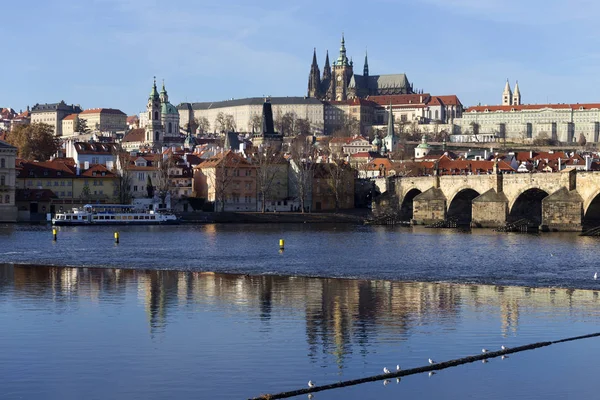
[308,35,415,101]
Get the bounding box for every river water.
[1,224,600,399]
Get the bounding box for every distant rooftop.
[177,96,323,111]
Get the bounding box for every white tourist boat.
[51,204,179,225]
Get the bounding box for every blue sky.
[3,0,600,115]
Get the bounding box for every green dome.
[161,102,178,115]
[417,135,430,149]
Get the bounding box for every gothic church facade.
[308,35,415,101]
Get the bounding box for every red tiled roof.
[80,108,126,115]
[16,189,58,202]
[80,164,117,178]
[367,94,430,106]
[17,160,77,178]
[122,128,145,142]
[466,103,600,112]
[62,113,78,121]
[74,142,117,155]
[196,150,254,169]
[126,115,139,124]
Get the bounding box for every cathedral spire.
[363,49,369,76]
[308,48,321,98]
[337,33,349,66]
[322,50,331,81]
[387,102,394,139]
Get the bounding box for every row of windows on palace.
[25,180,108,187]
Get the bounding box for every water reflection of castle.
[3,263,600,357]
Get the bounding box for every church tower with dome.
[141,78,181,149]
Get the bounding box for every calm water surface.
[1,224,600,399]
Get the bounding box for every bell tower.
[332,34,353,101]
[502,79,512,106]
[307,48,321,98]
[145,77,163,147]
[512,81,521,106]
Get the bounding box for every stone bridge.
[393,169,600,231]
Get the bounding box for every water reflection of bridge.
[2,264,600,363]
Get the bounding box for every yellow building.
[61,114,79,137]
[30,101,82,136]
[73,164,119,203]
[0,140,18,221]
[78,108,127,133]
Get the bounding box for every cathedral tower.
[307,48,321,98]
[363,50,369,76]
[502,79,512,106]
[145,77,163,147]
[512,81,521,106]
[322,50,332,100]
[332,34,353,101]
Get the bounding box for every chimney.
[84,161,89,170]
[585,155,592,171]
[558,158,562,171]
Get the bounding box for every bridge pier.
[412,188,446,225]
[471,189,508,228]
[541,188,583,232]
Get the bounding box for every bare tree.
[289,138,316,213]
[224,114,236,132]
[214,112,226,133]
[254,145,282,213]
[112,145,133,204]
[578,133,587,147]
[203,152,242,212]
[293,117,311,136]
[197,117,210,135]
[332,116,360,138]
[155,154,176,209]
[280,111,297,136]
[324,160,349,213]
[248,114,262,133]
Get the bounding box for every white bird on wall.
[396,364,401,371]
[429,358,435,365]
[594,272,598,280]
[482,348,488,353]
[308,380,315,388]
[383,367,390,374]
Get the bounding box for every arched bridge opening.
[584,193,600,229]
[400,188,422,221]
[510,188,549,225]
[447,189,480,226]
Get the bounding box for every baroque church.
[143,78,181,147]
[308,35,415,101]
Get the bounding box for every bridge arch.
[447,188,481,225]
[399,188,422,220]
[509,187,550,224]
[583,190,600,228]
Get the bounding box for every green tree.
[74,117,90,134]
[7,123,60,161]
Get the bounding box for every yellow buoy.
[279,239,284,250]
[114,232,119,244]
[52,228,57,241]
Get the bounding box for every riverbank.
[176,210,368,224]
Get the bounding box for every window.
[27,180,33,187]
[154,111,158,120]
[0,158,4,168]
[0,175,4,186]
[138,172,145,180]
[68,191,72,196]
[155,131,160,141]
[61,181,65,186]
[54,181,59,186]
[4,195,9,203]
[168,122,172,134]
[134,185,138,192]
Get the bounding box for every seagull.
[428,358,435,365]
[383,367,390,374]
[502,355,509,360]
[396,364,401,371]
[429,371,436,377]
[383,379,390,386]
[308,380,315,388]
[595,272,598,280]
[501,345,508,351]
[482,348,488,353]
